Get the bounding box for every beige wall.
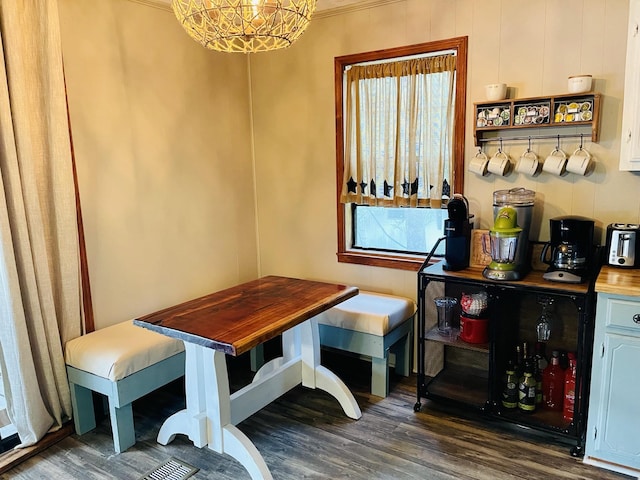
[250,0,639,302]
[58,0,640,327]
[59,0,258,329]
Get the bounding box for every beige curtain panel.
[0,0,81,447]
[341,54,456,207]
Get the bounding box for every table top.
[134,276,358,356]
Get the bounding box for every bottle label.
[518,375,536,412]
[502,380,518,408]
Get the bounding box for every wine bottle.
[533,342,548,405]
[502,361,518,409]
[518,359,537,413]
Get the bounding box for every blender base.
[482,267,524,281]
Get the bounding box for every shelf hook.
[527,136,532,153]
[499,137,504,153]
[579,133,584,150]
[556,135,561,151]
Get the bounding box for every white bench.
[64,320,185,453]
[315,291,416,398]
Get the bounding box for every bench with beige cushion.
[315,291,416,398]
[64,320,185,453]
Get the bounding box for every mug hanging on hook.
[469,146,489,176]
[516,137,539,176]
[567,134,593,175]
[542,136,567,176]
[488,138,511,176]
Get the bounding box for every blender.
[482,206,524,281]
[492,188,536,276]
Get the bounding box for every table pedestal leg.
[262,318,362,420]
[315,365,361,419]
[157,343,273,480]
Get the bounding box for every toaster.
[606,223,640,268]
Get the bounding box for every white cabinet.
[620,0,640,170]
[584,292,640,477]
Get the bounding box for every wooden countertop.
[421,261,591,295]
[134,276,358,356]
[595,266,640,297]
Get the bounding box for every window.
[335,37,467,271]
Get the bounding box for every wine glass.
[536,298,554,342]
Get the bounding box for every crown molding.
[126,0,403,17]
[127,0,171,11]
[314,0,403,18]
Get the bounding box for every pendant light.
[172,0,317,53]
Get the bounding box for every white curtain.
[0,0,81,447]
[340,54,456,207]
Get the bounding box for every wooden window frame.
[334,37,468,271]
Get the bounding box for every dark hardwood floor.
[1,351,631,479]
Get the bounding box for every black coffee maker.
[443,194,474,271]
[540,216,595,283]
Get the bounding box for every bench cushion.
[316,291,416,336]
[64,320,184,381]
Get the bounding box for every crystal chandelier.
[172,0,317,53]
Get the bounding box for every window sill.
[337,250,441,271]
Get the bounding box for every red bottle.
[563,353,577,422]
[542,350,564,411]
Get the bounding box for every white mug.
[566,147,592,175]
[488,150,511,176]
[542,148,567,176]
[515,150,539,176]
[469,151,489,176]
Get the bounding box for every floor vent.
[139,457,199,480]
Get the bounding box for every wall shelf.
[473,92,601,146]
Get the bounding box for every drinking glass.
[435,297,457,337]
[536,298,554,342]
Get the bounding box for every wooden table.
[134,276,361,479]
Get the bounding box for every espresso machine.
[540,216,595,283]
[442,194,474,271]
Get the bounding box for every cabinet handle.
[634,314,640,324]
[600,342,605,358]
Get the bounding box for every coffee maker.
[541,216,595,283]
[442,194,474,271]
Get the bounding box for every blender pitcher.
[482,207,523,280]
[434,297,457,336]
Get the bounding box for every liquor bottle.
[563,352,577,422]
[514,344,524,379]
[542,350,564,411]
[502,360,518,409]
[533,342,548,405]
[518,359,536,413]
[522,341,530,364]
[559,350,569,370]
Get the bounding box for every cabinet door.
[588,332,640,467]
[621,0,640,170]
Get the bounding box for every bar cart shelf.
[415,261,597,456]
